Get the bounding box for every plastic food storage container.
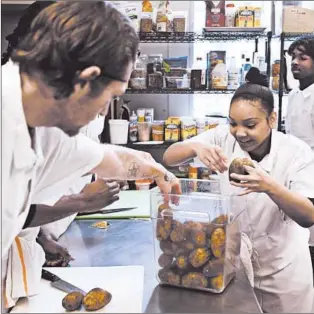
[151,179,246,293]
[130,78,146,89]
[176,78,190,89]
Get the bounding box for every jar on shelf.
[130,54,148,89]
[152,120,165,141]
[147,54,164,89]
[173,14,186,32]
[140,13,153,33]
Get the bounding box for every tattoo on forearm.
[127,162,140,178]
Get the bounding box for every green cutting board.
[75,190,151,220]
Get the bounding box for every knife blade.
[41,269,86,295]
[77,207,137,216]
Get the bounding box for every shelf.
[138,29,267,43]
[125,88,236,95]
[122,142,173,149]
[139,32,196,43]
[202,28,267,41]
[273,32,314,41]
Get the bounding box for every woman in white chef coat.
[163,68,314,313]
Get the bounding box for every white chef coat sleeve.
[287,141,314,198]
[32,127,105,205]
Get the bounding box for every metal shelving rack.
[129,30,273,96]
[277,32,314,131]
[125,88,236,95]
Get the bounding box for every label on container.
[129,121,138,142]
[228,71,239,89]
[212,74,228,89]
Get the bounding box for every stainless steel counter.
[59,219,262,313]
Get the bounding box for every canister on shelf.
[145,108,154,123]
[140,13,153,32]
[196,118,206,135]
[152,120,165,141]
[165,117,181,142]
[173,14,186,32]
[138,122,151,142]
[181,117,196,141]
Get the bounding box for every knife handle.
[41,269,60,282]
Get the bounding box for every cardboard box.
[205,1,225,27]
[283,7,314,33]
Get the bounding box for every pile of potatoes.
[62,288,112,312]
[156,205,229,292]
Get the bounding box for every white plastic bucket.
[109,119,129,144]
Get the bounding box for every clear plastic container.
[176,78,190,89]
[151,179,246,293]
[130,78,146,89]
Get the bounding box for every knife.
[42,269,86,295]
[77,207,137,216]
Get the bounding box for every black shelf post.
[278,32,286,132]
[266,31,272,81]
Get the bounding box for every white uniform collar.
[296,83,314,99]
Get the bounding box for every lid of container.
[149,54,163,58]
[226,3,235,7]
[274,60,280,64]
[109,119,129,124]
[173,14,186,19]
[152,120,165,125]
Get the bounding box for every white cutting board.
[75,190,151,219]
[11,266,144,313]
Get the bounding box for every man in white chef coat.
[286,37,314,264]
[1,1,180,309]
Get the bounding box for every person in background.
[285,37,314,269]
[2,1,180,310]
[163,68,314,313]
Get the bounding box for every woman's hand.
[230,165,276,196]
[193,142,228,173]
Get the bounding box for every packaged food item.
[191,57,207,90]
[237,6,254,28]
[130,78,146,89]
[207,51,226,88]
[181,117,196,141]
[140,14,153,32]
[165,76,181,89]
[149,73,163,89]
[272,60,280,77]
[205,0,225,27]
[163,56,188,70]
[117,3,140,32]
[129,111,138,142]
[142,0,153,12]
[145,108,154,123]
[173,14,186,32]
[211,60,228,90]
[254,7,262,27]
[165,117,181,142]
[225,3,236,27]
[152,121,165,141]
[198,167,211,180]
[156,0,172,32]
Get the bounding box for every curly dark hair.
[11,1,139,99]
[288,37,314,60]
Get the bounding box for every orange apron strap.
[14,237,29,295]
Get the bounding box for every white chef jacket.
[40,115,105,240]
[1,61,106,278]
[285,83,314,245]
[285,83,314,151]
[189,125,314,312]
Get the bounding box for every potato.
[156,219,172,241]
[210,227,226,259]
[176,255,189,270]
[229,157,255,183]
[170,221,187,243]
[82,288,112,311]
[182,272,208,289]
[210,274,224,290]
[158,253,173,268]
[189,248,211,268]
[62,291,84,311]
